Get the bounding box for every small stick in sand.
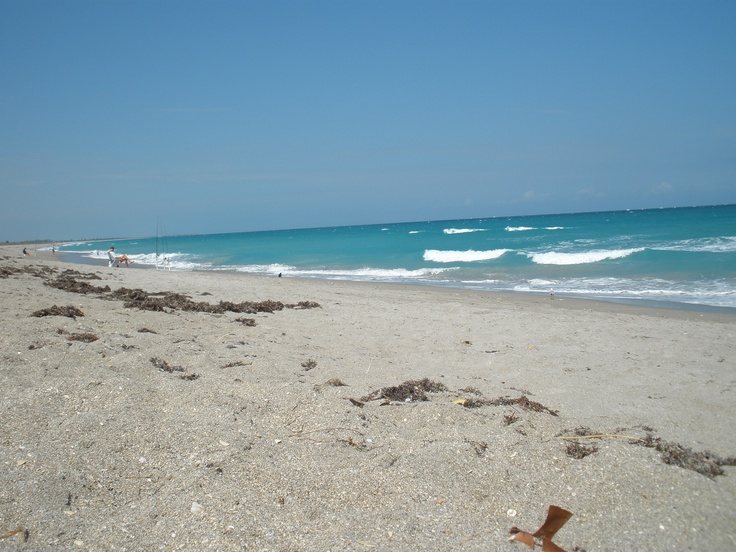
[559,434,647,443]
[0,527,29,542]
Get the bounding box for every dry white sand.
[1,246,735,551]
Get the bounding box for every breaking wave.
[443,228,485,234]
[527,248,645,265]
[424,249,511,263]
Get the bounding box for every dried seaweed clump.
[113,288,218,313]
[222,360,252,368]
[46,275,110,295]
[112,288,319,315]
[236,317,257,326]
[151,356,184,373]
[362,378,448,403]
[289,301,321,309]
[457,395,558,416]
[218,299,285,314]
[565,441,599,459]
[31,270,321,316]
[150,356,198,380]
[639,434,736,478]
[1,264,57,279]
[492,395,558,416]
[32,305,84,319]
[59,269,102,280]
[0,266,21,278]
[67,333,99,343]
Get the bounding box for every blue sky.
[2,0,735,242]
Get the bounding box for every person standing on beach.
[22,247,29,256]
[107,246,119,267]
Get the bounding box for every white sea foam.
[424,249,511,263]
[527,248,644,265]
[505,226,536,232]
[443,228,485,234]
[657,236,736,254]
[280,267,452,281]
[81,250,189,267]
[231,264,294,275]
[516,277,736,308]
[229,264,450,280]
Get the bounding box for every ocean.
[55,204,736,311]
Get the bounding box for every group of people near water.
[107,246,130,267]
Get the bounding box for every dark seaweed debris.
[17,268,321,317]
[559,427,736,477]
[46,275,111,294]
[0,266,21,278]
[362,378,448,403]
[638,434,736,478]
[67,332,99,343]
[2,264,57,279]
[460,395,559,416]
[59,269,102,280]
[111,287,320,315]
[151,356,185,373]
[565,441,599,459]
[150,357,200,381]
[112,288,211,312]
[31,305,84,319]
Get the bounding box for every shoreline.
[1,246,735,549]
[16,245,736,319]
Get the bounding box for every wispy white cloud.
[576,187,604,198]
[651,182,674,194]
[523,190,551,201]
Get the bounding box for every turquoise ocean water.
[55,205,736,310]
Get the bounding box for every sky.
[1,0,735,242]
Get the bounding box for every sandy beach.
[1,245,735,551]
